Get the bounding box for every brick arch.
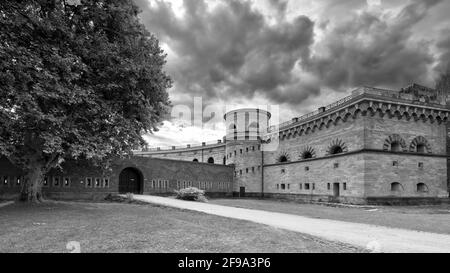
[326,139,348,155]
[382,134,407,152]
[300,146,316,160]
[277,151,291,163]
[409,136,432,153]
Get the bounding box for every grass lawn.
[210,198,450,235]
[0,201,362,253]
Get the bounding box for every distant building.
[135,84,450,205]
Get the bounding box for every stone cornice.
[263,148,449,167]
[266,92,450,142]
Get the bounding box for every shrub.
[125,193,134,202]
[175,187,208,202]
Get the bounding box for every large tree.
[0,0,171,202]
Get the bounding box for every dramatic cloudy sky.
[133,0,450,148]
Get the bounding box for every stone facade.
[0,156,234,200]
[1,84,449,204]
[135,84,450,204]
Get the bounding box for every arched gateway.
[119,168,142,194]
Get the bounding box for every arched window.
[302,151,313,159]
[383,134,406,152]
[329,146,343,155]
[390,182,403,192]
[279,155,288,163]
[409,136,431,154]
[390,142,401,152]
[416,144,426,153]
[193,158,199,162]
[327,139,348,155]
[417,183,428,192]
[207,157,214,164]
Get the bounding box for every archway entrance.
[119,168,142,194]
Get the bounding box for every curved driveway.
[132,195,450,253]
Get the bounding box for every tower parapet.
[224,108,271,142]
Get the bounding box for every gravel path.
[133,195,450,253]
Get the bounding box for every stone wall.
[0,156,234,200]
[263,152,366,203]
[364,152,448,198]
[135,144,227,165]
[264,115,365,165]
[364,114,447,154]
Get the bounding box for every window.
[16,176,21,186]
[53,177,60,187]
[246,168,248,173]
[329,146,343,155]
[390,142,401,152]
[299,183,302,190]
[279,155,288,163]
[343,183,347,190]
[207,157,214,164]
[418,162,424,168]
[417,183,428,192]
[312,183,315,190]
[392,161,398,167]
[252,146,255,151]
[240,149,243,154]
[327,183,330,190]
[239,170,242,175]
[302,151,313,159]
[305,183,310,190]
[334,163,339,168]
[43,177,49,187]
[3,176,8,186]
[391,182,403,192]
[86,177,92,188]
[153,180,156,188]
[234,151,237,156]
[416,144,426,153]
[95,178,101,188]
[305,166,309,171]
[277,184,279,190]
[287,184,290,190]
[281,184,285,190]
[63,177,70,187]
[193,158,199,162]
[252,167,255,173]
[246,147,249,152]
[103,178,110,188]
[281,169,285,174]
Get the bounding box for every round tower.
[224,108,271,196]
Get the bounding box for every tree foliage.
[0,0,171,201]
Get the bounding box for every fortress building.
[1,84,449,204]
[135,84,450,204]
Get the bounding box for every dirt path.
[133,195,450,253]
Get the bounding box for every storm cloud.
[134,0,449,107]
[308,0,442,91]
[135,0,316,105]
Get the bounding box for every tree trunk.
[20,164,45,202]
